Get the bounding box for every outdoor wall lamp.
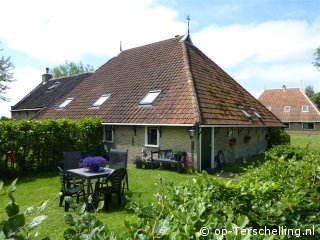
[188,127,196,139]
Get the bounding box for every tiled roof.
[11,73,91,111]
[258,87,320,122]
[36,35,282,126]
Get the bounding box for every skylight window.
[267,106,272,111]
[238,106,252,121]
[301,105,309,112]
[250,107,262,119]
[58,97,74,109]
[140,90,161,105]
[284,106,291,112]
[46,82,60,91]
[92,94,111,107]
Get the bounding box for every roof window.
[92,94,111,107]
[250,107,262,119]
[140,90,161,105]
[238,106,252,121]
[58,97,74,109]
[301,105,309,112]
[267,106,272,111]
[284,106,291,112]
[46,82,60,91]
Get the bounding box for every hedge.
[0,118,105,174]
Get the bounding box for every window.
[145,126,159,147]
[283,123,290,128]
[267,106,272,111]
[250,107,262,119]
[103,125,113,142]
[46,82,60,92]
[140,90,161,105]
[238,106,252,121]
[302,123,314,130]
[284,106,291,112]
[92,94,111,107]
[58,97,74,109]
[301,105,309,112]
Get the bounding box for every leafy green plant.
[269,129,290,146]
[0,179,56,240]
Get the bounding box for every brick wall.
[286,122,320,131]
[214,127,269,163]
[104,125,196,163]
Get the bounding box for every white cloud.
[0,67,42,117]
[0,0,185,63]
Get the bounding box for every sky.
[0,0,319,117]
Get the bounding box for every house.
[26,34,282,172]
[258,86,320,132]
[11,69,91,120]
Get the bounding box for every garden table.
[66,167,114,210]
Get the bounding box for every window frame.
[283,122,290,129]
[284,106,291,112]
[139,90,161,105]
[103,125,113,143]
[145,126,159,147]
[250,107,262,119]
[302,122,314,130]
[301,105,309,112]
[58,97,74,109]
[92,94,111,108]
[238,106,253,121]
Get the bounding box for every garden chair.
[109,148,129,190]
[63,151,82,171]
[93,168,127,211]
[58,167,86,212]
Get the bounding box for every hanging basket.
[229,138,237,146]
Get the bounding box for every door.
[201,127,211,171]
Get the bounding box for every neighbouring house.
[259,86,320,132]
[11,69,91,120]
[20,34,282,172]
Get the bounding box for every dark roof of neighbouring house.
[35,35,282,126]
[258,87,320,122]
[11,73,92,111]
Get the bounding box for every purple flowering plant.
[79,156,107,172]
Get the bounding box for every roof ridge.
[49,72,92,81]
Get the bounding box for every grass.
[290,133,320,149]
[0,165,196,239]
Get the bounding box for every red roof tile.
[37,35,281,126]
[259,87,320,122]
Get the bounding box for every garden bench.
[151,149,183,172]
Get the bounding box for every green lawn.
[0,165,196,239]
[290,133,320,149]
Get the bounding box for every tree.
[305,85,315,98]
[313,47,320,70]
[312,92,320,110]
[52,60,94,78]
[0,45,14,101]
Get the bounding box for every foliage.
[0,45,15,101]
[312,92,320,110]
[52,60,94,78]
[304,85,315,98]
[0,178,55,240]
[269,128,290,146]
[79,156,107,172]
[313,46,320,70]
[0,118,105,175]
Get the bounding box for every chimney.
[42,67,52,84]
[282,85,287,91]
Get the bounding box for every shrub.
[269,128,290,146]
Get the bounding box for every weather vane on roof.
[186,15,191,35]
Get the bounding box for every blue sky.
[0,0,319,117]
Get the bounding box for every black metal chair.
[58,166,86,212]
[109,148,129,190]
[63,151,82,171]
[94,168,127,211]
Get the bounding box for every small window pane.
[147,127,158,145]
[104,126,113,142]
[93,94,110,107]
[140,90,161,105]
[239,106,252,121]
[284,123,290,128]
[250,107,262,119]
[284,106,291,112]
[303,123,314,130]
[58,97,74,109]
[301,105,309,112]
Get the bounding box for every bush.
[269,128,290,146]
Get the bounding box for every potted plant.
[79,156,107,172]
